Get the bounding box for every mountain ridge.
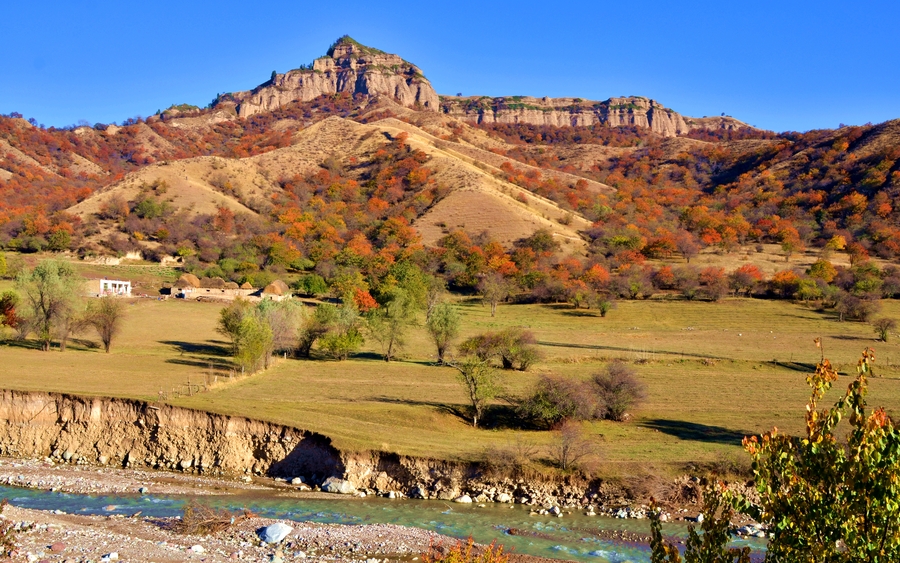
[213,36,749,138]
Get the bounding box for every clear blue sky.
[2,0,898,132]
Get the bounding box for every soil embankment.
[0,390,601,508]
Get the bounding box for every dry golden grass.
[2,290,899,470]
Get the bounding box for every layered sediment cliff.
[0,390,598,506]
[441,95,749,137]
[224,37,439,118]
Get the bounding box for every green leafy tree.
[217,298,253,355]
[743,347,900,562]
[425,301,460,363]
[297,303,337,358]
[459,327,540,371]
[318,305,363,360]
[0,252,6,279]
[15,260,84,351]
[478,273,513,317]
[293,274,328,298]
[234,314,273,373]
[255,299,304,356]
[448,355,499,428]
[368,287,418,362]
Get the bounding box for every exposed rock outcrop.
[225,37,439,118]
[441,95,751,137]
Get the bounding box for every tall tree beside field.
[368,287,417,362]
[478,273,513,317]
[296,303,338,358]
[234,314,273,373]
[217,299,253,355]
[425,301,460,364]
[87,296,125,353]
[449,355,499,428]
[15,260,84,351]
[255,299,305,356]
[318,304,363,361]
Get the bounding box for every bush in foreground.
[424,537,508,563]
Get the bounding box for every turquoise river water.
[0,486,765,563]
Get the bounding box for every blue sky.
[2,0,898,132]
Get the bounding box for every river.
[0,485,765,563]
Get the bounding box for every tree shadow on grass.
[559,310,602,318]
[1,339,45,350]
[640,419,750,446]
[160,340,231,357]
[830,334,874,341]
[367,397,529,430]
[538,340,729,360]
[768,360,817,373]
[165,357,233,371]
[367,396,465,419]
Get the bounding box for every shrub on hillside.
[517,361,646,427]
[592,361,646,421]
[516,374,599,428]
[459,327,540,371]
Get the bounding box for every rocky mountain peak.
[222,36,439,118]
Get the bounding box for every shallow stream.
[0,486,765,563]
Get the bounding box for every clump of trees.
[459,327,541,371]
[15,260,85,351]
[6,260,128,352]
[517,361,645,428]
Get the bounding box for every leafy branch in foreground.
[743,346,900,562]
[649,485,751,563]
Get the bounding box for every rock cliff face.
[227,37,439,118]
[441,95,749,137]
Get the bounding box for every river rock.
[454,495,473,503]
[259,522,293,543]
[496,492,512,503]
[290,477,304,485]
[190,545,205,553]
[49,543,65,553]
[409,486,427,499]
[321,477,357,495]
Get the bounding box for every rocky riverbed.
[0,504,451,563]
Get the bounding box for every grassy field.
[2,286,899,476]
